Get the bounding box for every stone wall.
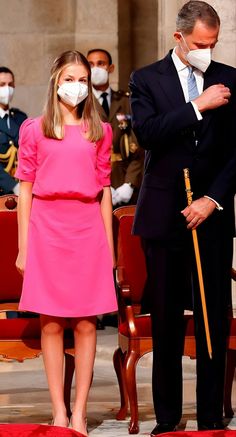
[0,0,118,117]
[157,0,236,66]
[0,0,235,117]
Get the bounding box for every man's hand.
[115,183,134,204]
[194,83,231,113]
[181,197,216,229]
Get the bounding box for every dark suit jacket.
[0,107,27,193]
[129,51,236,239]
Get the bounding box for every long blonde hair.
[42,50,103,142]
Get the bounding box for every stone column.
[118,0,158,91]
[75,0,119,90]
[210,0,236,66]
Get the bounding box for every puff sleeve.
[96,122,113,187]
[15,118,37,183]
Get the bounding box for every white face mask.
[91,67,109,86]
[180,33,212,72]
[57,82,88,107]
[0,85,14,106]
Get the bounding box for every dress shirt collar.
[0,107,10,119]
[171,47,202,78]
[92,86,111,99]
[92,86,111,107]
[171,47,188,72]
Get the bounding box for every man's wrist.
[204,195,223,211]
[191,101,203,120]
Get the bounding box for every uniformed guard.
[0,66,27,194]
[87,49,144,206]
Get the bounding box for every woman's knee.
[40,315,67,336]
[73,317,96,337]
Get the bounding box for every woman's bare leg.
[40,315,68,427]
[70,316,97,436]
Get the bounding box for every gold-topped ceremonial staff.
[183,168,212,359]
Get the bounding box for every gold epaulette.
[111,152,122,162]
[0,143,18,175]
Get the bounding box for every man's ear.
[108,64,115,74]
[174,31,182,44]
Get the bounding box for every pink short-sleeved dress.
[15,117,117,317]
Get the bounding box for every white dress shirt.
[0,107,10,128]
[92,86,112,109]
[171,48,222,211]
[172,47,203,120]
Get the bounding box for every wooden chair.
[112,205,235,434]
[0,194,75,418]
[224,267,236,417]
[112,205,153,434]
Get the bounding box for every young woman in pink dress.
[15,50,117,436]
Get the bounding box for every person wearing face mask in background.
[0,66,27,195]
[87,49,144,207]
[129,1,236,435]
[15,50,117,436]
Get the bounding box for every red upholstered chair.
[0,195,75,418]
[112,205,235,434]
[112,205,152,435]
[112,206,195,434]
[223,267,236,417]
[0,423,86,436]
[155,432,236,437]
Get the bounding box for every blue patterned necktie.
[187,66,199,101]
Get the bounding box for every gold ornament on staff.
[183,168,212,359]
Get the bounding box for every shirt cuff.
[204,195,223,211]
[191,101,203,121]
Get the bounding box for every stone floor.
[0,327,235,436]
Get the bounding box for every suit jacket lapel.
[0,115,20,142]
[109,90,123,121]
[8,116,20,141]
[156,52,186,108]
[94,98,108,122]
[0,117,10,136]
[199,61,220,139]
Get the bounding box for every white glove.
[13,183,20,196]
[115,183,134,204]
[111,186,118,206]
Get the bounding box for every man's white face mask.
[57,82,88,107]
[91,67,109,86]
[180,33,212,73]
[0,85,14,106]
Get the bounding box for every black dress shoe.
[198,420,226,431]
[150,423,177,436]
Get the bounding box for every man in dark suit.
[87,49,144,206]
[0,66,27,194]
[129,1,236,435]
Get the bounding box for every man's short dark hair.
[87,49,113,65]
[0,66,14,80]
[176,0,220,34]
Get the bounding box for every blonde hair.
[42,50,103,142]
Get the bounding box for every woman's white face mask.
[57,82,88,107]
[0,85,14,106]
[180,33,212,73]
